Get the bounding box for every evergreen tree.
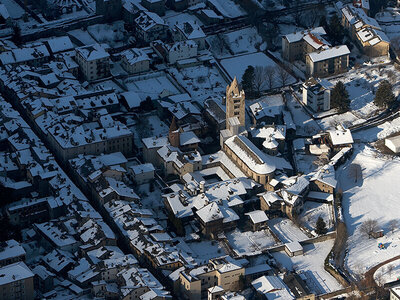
[319,15,328,28]
[331,81,350,113]
[11,24,21,46]
[316,217,327,235]
[241,65,255,97]
[374,80,395,108]
[328,15,344,45]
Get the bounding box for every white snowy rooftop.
[0,262,34,286]
[308,45,350,62]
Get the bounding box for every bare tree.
[277,66,290,87]
[389,219,398,233]
[253,66,267,95]
[360,219,378,239]
[265,66,276,90]
[348,163,362,183]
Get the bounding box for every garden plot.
[220,52,296,89]
[272,240,343,294]
[268,218,309,243]
[337,145,400,278]
[299,202,334,234]
[226,229,277,256]
[170,65,228,105]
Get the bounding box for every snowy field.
[338,145,400,277]
[374,258,400,285]
[87,21,127,48]
[170,66,227,105]
[123,75,180,100]
[220,52,296,89]
[299,202,334,234]
[272,240,343,294]
[226,229,277,256]
[268,218,309,243]
[208,27,263,59]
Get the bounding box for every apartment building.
[0,262,34,300]
[75,44,110,81]
[306,45,350,78]
[179,257,244,300]
[302,77,332,112]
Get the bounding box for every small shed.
[284,241,303,257]
[385,135,400,153]
[370,229,384,239]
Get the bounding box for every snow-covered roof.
[135,11,166,32]
[180,131,200,146]
[284,27,326,43]
[76,44,109,61]
[196,202,223,223]
[0,262,34,286]
[285,241,303,253]
[307,45,350,63]
[130,163,155,175]
[328,127,353,145]
[224,135,276,175]
[310,165,337,188]
[142,136,168,149]
[174,21,206,40]
[0,240,25,261]
[246,210,268,224]
[251,275,295,299]
[121,48,150,65]
[0,4,10,19]
[46,36,74,54]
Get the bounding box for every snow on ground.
[226,229,277,256]
[89,80,125,92]
[287,94,321,135]
[299,202,334,234]
[338,145,400,277]
[68,29,98,45]
[170,65,227,105]
[353,115,400,143]
[87,21,127,48]
[186,240,225,264]
[374,258,400,285]
[131,114,169,145]
[294,152,319,174]
[208,27,262,59]
[163,11,203,27]
[272,240,343,294]
[208,0,246,18]
[220,52,296,89]
[268,218,309,243]
[317,111,362,131]
[123,74,180,100]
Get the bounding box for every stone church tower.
[225,77,245,131]
[168,117,180,148]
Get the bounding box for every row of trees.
[241,65,291,98]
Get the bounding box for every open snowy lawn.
[170,66,227,105]
[226,229,277,256]
[268,218,309,243]
[163,11,203,27]
[186,240,225,264]
[208,27,263,59]
[220,52,296,89]
[338,145,400,277]
[272,240,343,294]
[317,111,362,131]
[374,258,400,285]
[299,202,334,234]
